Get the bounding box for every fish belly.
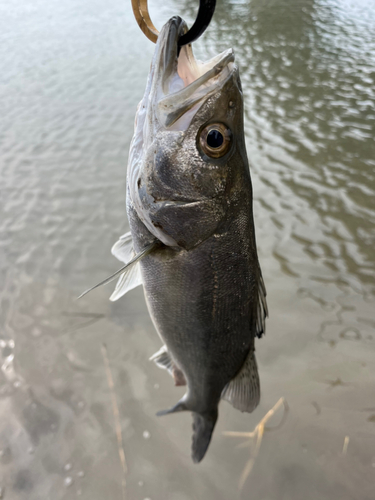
[138,225,259,412]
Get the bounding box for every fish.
[88,15,268,463]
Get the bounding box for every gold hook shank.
[131,0,159,43]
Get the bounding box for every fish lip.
[153,17,236,129]
[158,16,188,93]
[159,50,236,129]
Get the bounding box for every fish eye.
[199,123,232,159]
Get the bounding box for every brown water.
[1,0,374,498]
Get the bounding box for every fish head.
[128,17,250,247]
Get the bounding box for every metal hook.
[131,0,216,46]
[131,0,159,43]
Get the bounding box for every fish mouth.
[152,16,236,130]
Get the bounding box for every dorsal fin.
[221,349,260,413]
[255,274,268,338]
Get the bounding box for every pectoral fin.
[109,262,142,301]
[108,232,144,300]
[77,241,159,299]
[111,231,134,263]
[221,349,260,413]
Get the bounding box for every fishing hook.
[131,0,216,46]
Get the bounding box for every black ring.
[178,0,216,47]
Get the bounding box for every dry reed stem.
[223,397,287,489]
[342,436,349,456]
[101,343,127,500]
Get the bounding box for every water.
[0,0,374,498]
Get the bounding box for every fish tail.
[191,410,218,463]
[156,399,188,416]
[156,397,218,463]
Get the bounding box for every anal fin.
[150,345,173,371]
[221,349,260,413]
[255,274,268,338]
[150,346,187,386]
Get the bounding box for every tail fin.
[156,399,187,416]
[156,399,218,463]
[191,411,218,463]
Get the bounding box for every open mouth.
[155,17,236,130]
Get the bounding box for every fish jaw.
[151,16,236,133]
[128,17,240,247]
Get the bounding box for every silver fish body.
[121,17,267,462]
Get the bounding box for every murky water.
[1,0,374,498]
